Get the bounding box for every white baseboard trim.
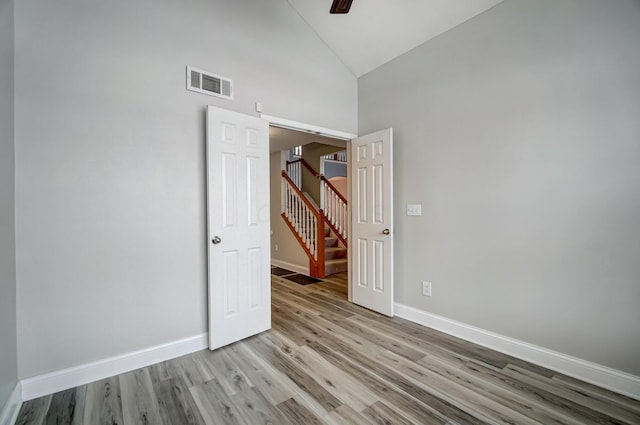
[0,382,22,425]
[394,303,640,400]
[271,259,309,276]
[21,333,208,401]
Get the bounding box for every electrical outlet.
[422,281,432,297]
[274,244,279,252]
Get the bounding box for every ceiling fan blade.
[330,0,353,14]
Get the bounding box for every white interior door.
[350,129,394,316]
[206,106,271,350]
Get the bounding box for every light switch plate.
[407,204,422,216]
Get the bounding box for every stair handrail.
[320,175,348,247]
[286,158,320,177]
[319,175,347,204]
[286,158,319,190]
[281,170,326,277]
[286,158,348,247]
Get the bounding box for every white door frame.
[261,115,356,141]
[261,114,357,301]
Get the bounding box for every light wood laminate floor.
[16,272,640,424]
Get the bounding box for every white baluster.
[312,215,317,258]
[304,206,308,248]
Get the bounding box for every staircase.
[281,158,348,278]
[322,226,348,276]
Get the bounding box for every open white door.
[206,106,271,350]
[350,129,394,316]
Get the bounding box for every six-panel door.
[206,106,271,349]
[350,128,394,316]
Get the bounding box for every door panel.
[350,129,394,316]
[207,106,271,350]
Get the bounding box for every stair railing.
[281,170,325,277]
[286,158,348,247]
[286,158,319,190]
[322,150,347,162]
[320,176,348,246]
[286,159,302,189]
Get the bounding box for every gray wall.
[323,160,347,180]
[0,0,18,408]
[14,0,356,378]
[359,0,640,375]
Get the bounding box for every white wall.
[359,0,640,375]
[14,0,356,378]
[0,0,18,409]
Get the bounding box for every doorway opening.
[206,107,394,352]
[268,124,352,300]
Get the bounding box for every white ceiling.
[269,126,347,153]
[287,0,503,77]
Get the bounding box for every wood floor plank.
[189,377,248,425]
[230,387,294,425]
[261,330,380,411]
[377,350,543,425]
[414,355,583,425]
[307,286,548,379]
[299,344,382,409]
[349,314,474,369]
[551,373,640,414]
[306,340,471,425]
[305,291,391,322]
[223,342,298,406]
[83,377,124,425]
[16,395,52,425]
[15,271,639,425]
[276,397,325,425]
[312,337,487,424]
[272,284,354,319]
[462,361,627,425]
[503,364,640,424]
[199,348,253,395]
[361,400,416,425]
[148,360,171,385]
[323,405,374,425]
[71,386,86,425]
[119,368,165,425]
[360,312,555,379]
[232,341,334,419]
[244,335,344,414]
[44,388,81,425]
[272,310,316,346]
[166,354,212,388]
[318,311,426,362]
[314,288,540,377]
[154,378,206,425]
[273,301,388,358]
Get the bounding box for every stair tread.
[325,258,348,264]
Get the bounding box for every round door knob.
[382,228,390,235]
[212,236,222,244]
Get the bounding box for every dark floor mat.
[284,274,322,285]
[271,267,296,276]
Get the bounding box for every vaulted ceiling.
[286,0,504,77]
